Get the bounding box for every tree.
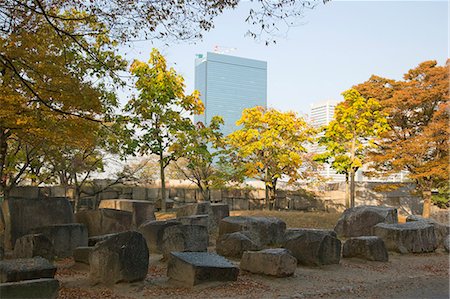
[171,116,226,201]
[354,60,449,217]
[314,89,390,208]
[125,49,204,211]
[227,106,314,209]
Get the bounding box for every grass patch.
[231,210,342,229]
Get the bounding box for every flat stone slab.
[219,216,286,246]
[167,252,239,286]
[374,222,437,253]
[240,248,297,277]
[0,257,56,283]
[283,228,341,266]
[29,224,88,258]
[343,236,388,262]
[334,205,398,238]
[0,278,59,299]
[73,247,93,265]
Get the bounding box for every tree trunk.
[345,175,350,209]
[422,189,432,218]
[159,152,167,212]
[0,129,9,198]
[264,184,270,210]
[350,169,356,208]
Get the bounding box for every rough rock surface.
[406,215,450,248]
[73,247,93,264]
[178,215,209,228]
[138,220,181,254]
[13,234,55,261]
[167,252,239,286]
[1,198,74,250]
[334,205,398,238]
[89,231,149,284]
[162,225,208,259]
[29,224,88,258]
[0,278,59,299]
[283,228,341,266]
[0,257,56,283]
[219,216,286,246]
[374,222,437,253]
[240,248,297,277]
[75,209,132,237]
[176,202,216,230]
[444,235,450,253]
[216,231,261,258]
[211,204,230,226]
[342,236,388,262]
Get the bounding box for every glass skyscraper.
[194,52,267,136]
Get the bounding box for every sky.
[118,0,448,116]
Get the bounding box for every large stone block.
[99,199,155,228]
[29,224,88,258]
[162,225,208,259]
[444,235,450,253]
[178,215,209,228]
[374,222,437,253]
[13,234,55,261]
[88,233,118,246]
[167,252,239,286]
[334,205,398,238]
[216,231,261,258]
[73,247,93,264]
[283,228,341,266]
[138,220,181,254]
[211,204,230,225]
[240,248,297,277]
[8,187,39,199]
[219,216,286,246]
[176,202,216,230]
[75,209,132,237]
[1,198,74,250]
[406,215,450,248]
[0,257,56,283]
[342,236,388,262]
[132,187,147,200]
[89,231,149,284]
[0,278,59,299]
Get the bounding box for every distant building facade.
[194,52,267,136]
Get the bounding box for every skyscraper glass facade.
[194,52,267,136]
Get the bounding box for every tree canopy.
[227,106,314,208]
[314,88,390,207]
[355,60,449,215]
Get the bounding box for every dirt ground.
[56,210,449,299]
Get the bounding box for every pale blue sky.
[118,0,448,115]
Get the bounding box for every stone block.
[49,186,66,198]
[178,215,209,228]
[0,257,56,283]
[334,205,398,238]
[219,216,286,246]
[29,224,88,258]
[240,248,297,277]
[374,222,437,253]
[167,252,239,286]
[132,187,147,200]
[211,204,230,226]
[89,231,149,284]
[0,278,59,299]
[88,233,118,246]
[216,231,261,258]
[162,225,208,259]
[406,215,450,248]
[75,209,132,237]
[8,187,39,199]
[2,198,74,250]
[444,235,449,253]
[73,246,93,264]
[283,228,341,266]
[13,234,55,261]
[176,202,216,230]
[99,199,155,228]
[147,188,159,200]
[342,236,388,262]
[210,190,222,202]
[138,220,181,254]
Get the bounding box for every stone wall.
[6,182,425,216]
